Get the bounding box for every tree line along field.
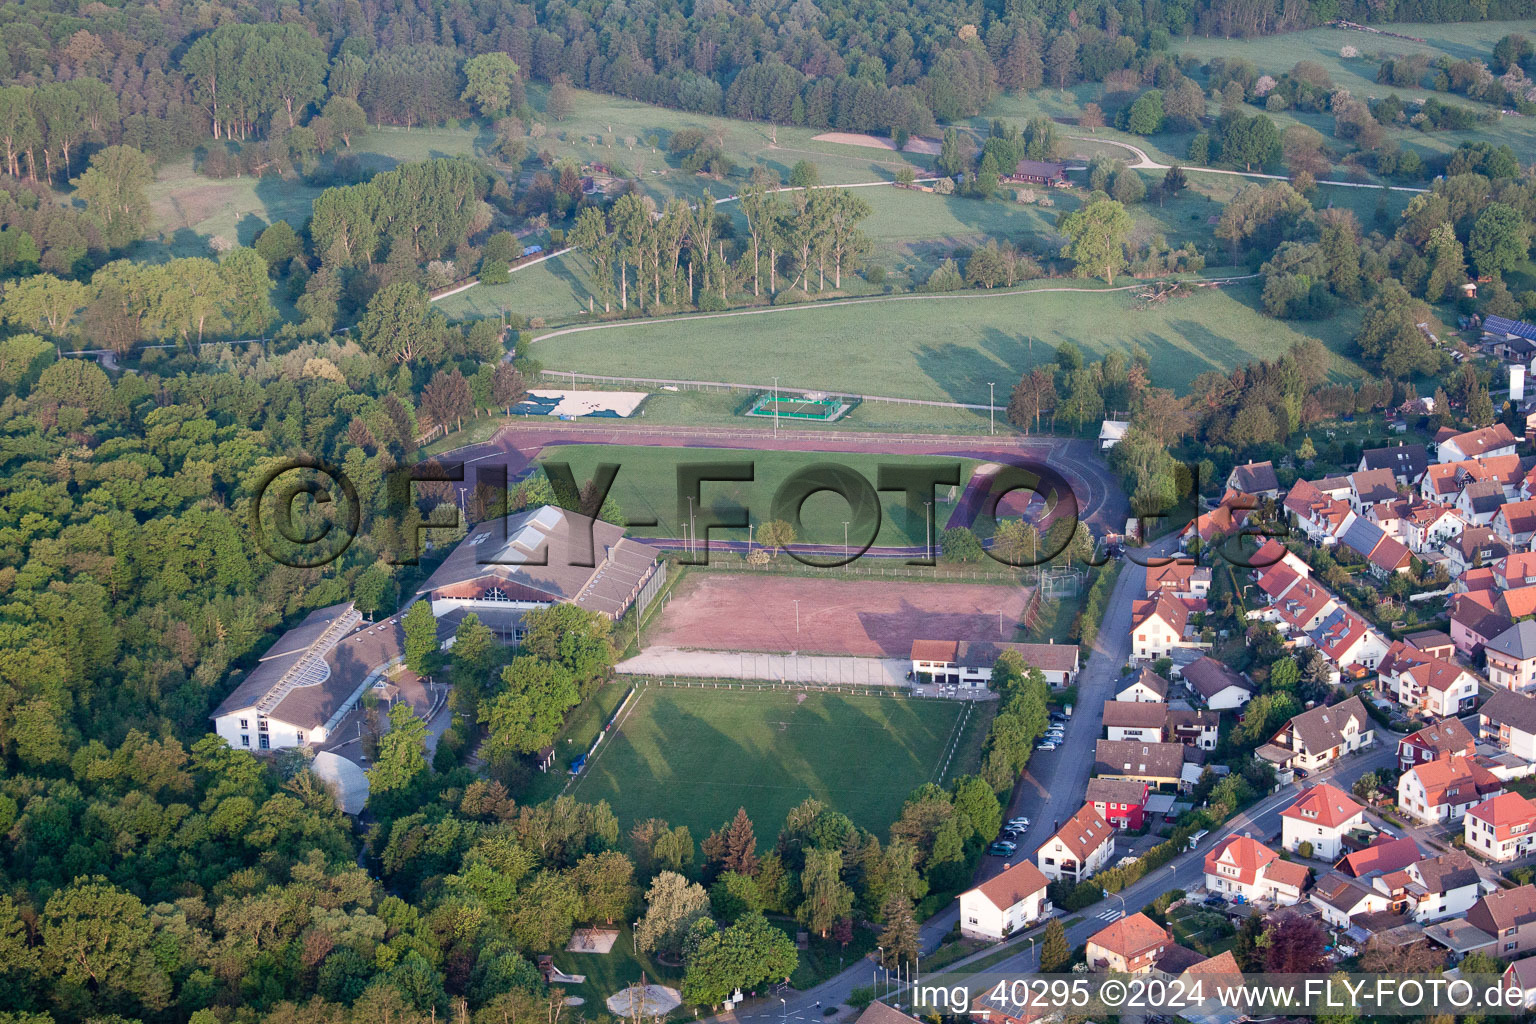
[566,687,972,840]
[528,279,1366,402]
[535,445,977,547]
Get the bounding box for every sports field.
[536,444,978,547]
[649,573,1033,656]
[567,686,969,837]
[531,280,1364,399]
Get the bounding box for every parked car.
[1203,894,1226,907]
[1294,767,1310,780]
[1036,741,1057,751]
[986,841,1017,856]
[1008,817,1031,828]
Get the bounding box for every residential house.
[1250,538,1315,579]
[1458,480,1508,526]
[1404,629,1457,660]
[1498,585,1536,622]
[1397,755,1503,825]
[1465,793,1536,863]
[1102,701,1168,742]
[909,640,1082,689]
[1496,499,1536,548]
[1337,836,1424,878]
[1493,552,1536,590]
[1447,526,1516,578]
[1386,654,1480,719]
[1269,695,1375,774]
[1130,593,1199,662]
[1359,443,1430,487]
[1481,688,1536,760]
[1085,913,1173,974]
[1094,740,1188,790]
[1281,783,1367,861]
[1421,453,1527,506]
[1373,851,1480,923]
[1437,423,1519,464]
[1036,803,1115,882]
[1144,561,1212,600]
[1450,590,1512,657]
[1397,719,1477,771]
[1203,835,1310,905]
[1486,620,1536,693]
[1184,493,1253,547]
[1285,478,1351,547]
[1310,871,1393,927]
[958,859,1052,940]
[1227,461,1281,498]
[1085,778,1149,830]
[1115,667,1170,703]
[1182,657,1255,711]
[1504,957,1536,1010]
[1350,469,1401,513]
[1401,504,1465,554]
[1307,608,1389,672]
[1468,885,1536,957]
[1005,159,1068,186]
[1168,709,1221,750]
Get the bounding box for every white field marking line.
[562,683,652,797]
[932,701,972,784]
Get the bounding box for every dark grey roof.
[1481,688,1536,734]
[1415,852,1479,896]
[1182,656,1254,700]
[1285,695,1369,754]
[213,602,362,720]
[1229,461,1279,494]
[1095,740,1187,779]
[1339,516,1385,559]
[1463,479,1505,514]
[1116,666,1170,699]
[1487,620,1536,661]
[1360,444,1429,481]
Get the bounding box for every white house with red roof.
[1376,640,1481,719]
[1144,561,1212,600]
[957,859,1052,940]
[1437,423,1518,463]
[1284,479,1351,547]
[1250,538,1313,579]
[1465,791,1536,862]
[1397,754,1503,825]
[1129,592,1204,663]
[1307,606,1389,674]
[1202,834,1310,905]
[1282,783,1367,861]
[1085,913,1174,974]
[1401,503,1465,553]
[1036,804,1116,882]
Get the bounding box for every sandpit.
[567,928,620,953]
[606,984,683,1016]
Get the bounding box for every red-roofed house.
[1397,719,1477,771]
[1465,792,1536,862]
[1337,835,1423,877]
[1203,835,1310,905]
[1184,492,1254,547]
[1494,552,1536,590]
[1285,480,1352,547]
[1130,593,1199,663]
[1251,538,1313,578]
[1085,778,1150,830]
[1437,423,1518,463]
[1377,643,1480,719]
[1282,784,1367,861]
[958,859,1052,940]
[1397,754,1503,824]
[1036,804,1116,882]
[1402,504,1464,554]
[1144,561,1212,600]
[1086,913,1173,974]
[1496,499,1536,547]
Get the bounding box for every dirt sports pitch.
[649,573,1032,656]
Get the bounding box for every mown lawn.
[565,687,966,840]
[530,279,1364,400]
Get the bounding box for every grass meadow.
[528,279,1365,400]
[565,686,969,838]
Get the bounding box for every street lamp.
[843,520,850,562]
[1108,891,1127,920]
[988,382,995,435]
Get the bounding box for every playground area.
[646,572,1036,657]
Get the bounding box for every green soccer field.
[536,444,979,547]
[566,687,971,841]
